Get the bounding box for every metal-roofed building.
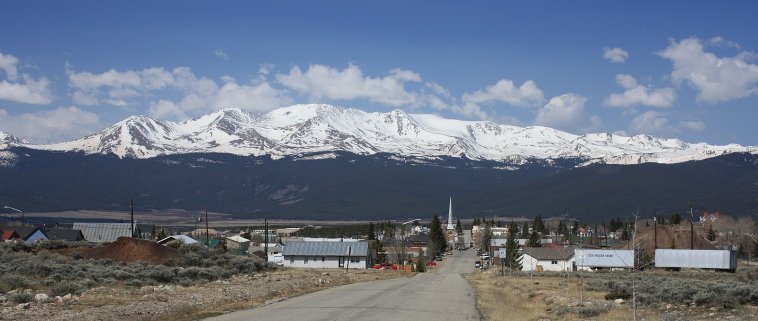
[521,247,575,272]
[72,223,139,243]
[45,228,85,242]
[283,241,370,269]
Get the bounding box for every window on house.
[290,257,294,264]
[304,256,309,264]
[322,256,325,262]
[551,260,558,264]
[350,257,360,263]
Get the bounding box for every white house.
[283,241,370,269]
[521,247,575,272]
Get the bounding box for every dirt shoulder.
[0,268,410,321]
[466,268,758,321]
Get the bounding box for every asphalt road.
[205,249,480,321]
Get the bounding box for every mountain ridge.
[2,104,756,165]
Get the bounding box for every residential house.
[45,228,85,241]
[0,226,48,243]
[283,241,370,269]
[521,247,575,272]
[226,235,251,254]
[157,235,198,245]
[73,223,139,243]
[1,230,20,241]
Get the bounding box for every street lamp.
[4,206,24,226]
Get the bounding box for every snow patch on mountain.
[4,104,757,166]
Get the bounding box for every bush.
[8,292,33,303]
[50,281,85,297]
[693,290,716,305]
[0,274,30,292]
[660,312,687,321]
[577,304,610,318]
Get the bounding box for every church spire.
[447,197,454,230]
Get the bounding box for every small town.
[1,198,757,320]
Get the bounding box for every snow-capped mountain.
[6,104,757,165]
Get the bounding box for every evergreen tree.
[521,222,530,239]
[368,222,376,240]
[151,224,157,240]
[429,214,446,255]
[620,226,630,241]
[527,225,542,247]
[706,225,716,241]
[456,218,463,234]
[572,221,579,234]
[157,227,167,240]
[481,223,493,253]
[533,215,545,234]
[670,212,682,225]
[504,221,522,270]
[473,217,480,226]
[415,249,426,272]
[557,220,567,236]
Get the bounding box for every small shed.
[521,247,575,272]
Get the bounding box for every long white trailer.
[654,249,736,272]
[575,249,635,269]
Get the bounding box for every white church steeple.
[447,197,454,230]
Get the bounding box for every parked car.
[475,261,481,268]
[435,255,442,261]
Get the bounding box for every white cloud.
[534,93,601,133]
[461,79,544,108]
[214,81,293,112]
[629,111,673,134]
[72,91,98,106]
[214,49,229,60]
[275,63,445,108]
[708,36,741,49]
[0,76,53,105]
[678,120,706,132]
[0,51,19,80]
[658,37,758,103]
[148,99,187,121]
[0,51,53,105]
[605,74,677,108]
[603,47,629,63]
[0,106,100,143]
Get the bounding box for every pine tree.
[527,225,542,247]
[456,218,463,234]
[706,225,716,241]
[670,212,682,225]
[572,221,579,235]
[473,217,480,226]
[151,224,157,240]
[368,222,376,240]
[533,215,545,234]
[429,214,446,255]
[504,221,522,270]
[481,223,493,253]
[620,226,630,241]
[521,222,530,239]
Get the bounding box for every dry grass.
[467,272,659,321]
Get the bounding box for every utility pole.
[205,208,209,245]
[689,205,694,250]
[130,197,134,238]
[654,215,657,250]
[346,246,352,273]
[631,209,640,321]
[264,219,269,260]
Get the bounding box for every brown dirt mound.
[54,237,180,264]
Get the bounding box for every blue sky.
[1,1,757,145]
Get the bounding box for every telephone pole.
[205,208,209,245]
[130,197,134,238]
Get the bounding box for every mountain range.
[1,104,756,221]
[2,104,755,166]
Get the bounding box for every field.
[467,266,758,321]
[0,239,408,320]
